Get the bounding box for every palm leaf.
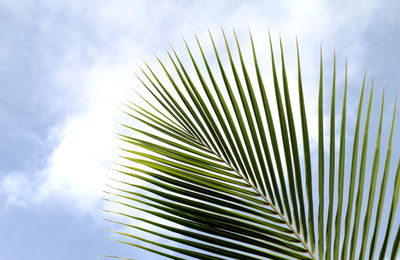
[104,30,399,259]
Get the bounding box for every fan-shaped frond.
[104,30,400,259]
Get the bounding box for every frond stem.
[202,144,316,259]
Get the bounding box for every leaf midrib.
[186,128,316,259]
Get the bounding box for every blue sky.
[0,0,399,259]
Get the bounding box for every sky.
[0,0,400,259]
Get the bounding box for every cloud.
[0,0,383,218]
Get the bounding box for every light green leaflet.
[105,30,400,259]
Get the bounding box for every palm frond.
[104,30,399,259]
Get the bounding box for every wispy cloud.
[0,0,385,219]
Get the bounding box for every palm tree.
[104,30,400,259]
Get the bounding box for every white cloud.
[1,171,37,207]
[0,0,383,217]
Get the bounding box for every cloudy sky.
[1,0,399,259]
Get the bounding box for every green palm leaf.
[104,30,399,259]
